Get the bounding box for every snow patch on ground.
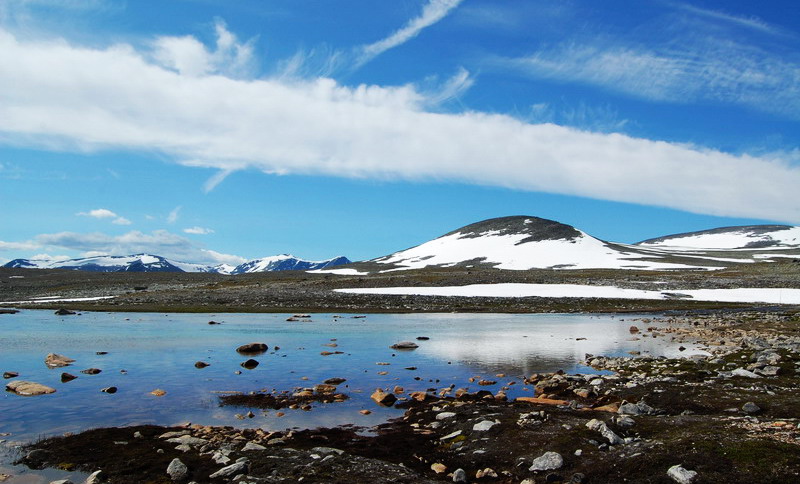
[0,296,116,304]
[307,268,369,276]
[336,284,800,304]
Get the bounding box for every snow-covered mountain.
[230,255,351,274]
[3,254,350,274]
[636,225,800,250]
[3,254,189,272]
[363,216,800,272]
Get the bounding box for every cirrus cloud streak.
[0,27,799,222]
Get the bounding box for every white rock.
[167,458,188,481]
[436,412,457,420]
[242,442,266,451]
[472,420,497,431]
[731,368,761,379]
[529,451,563,471]
[209,461,248,479]
[84,470,103,484]
[667,464,698,483]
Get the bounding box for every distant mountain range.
[4,216,799,275]
[357,216,800,272]
[2,253,351,274]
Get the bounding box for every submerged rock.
[3,371,19,379]
[54,308,76,316]
[241,359,259,369]
[45,353,75,368]
[236,342,268,355]
[60,373,77,382]
[370,389,397,407]
[5,380,56,396]
[390,341,419,350]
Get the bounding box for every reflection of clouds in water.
[416,317,707,375]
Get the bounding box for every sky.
[1,0,799,266]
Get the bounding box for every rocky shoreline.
[7,310,800,483]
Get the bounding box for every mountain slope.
[230,255,350,274]
[637,225,800,250]
[3,254,186,272]
[368,216,717,271]
[354,216,800,273]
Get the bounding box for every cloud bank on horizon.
[0,0,799,264]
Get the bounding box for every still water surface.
[0,310,699,480]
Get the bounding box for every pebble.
[452,468,467,483]
[742,402,761,414]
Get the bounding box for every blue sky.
[1,0,799,265]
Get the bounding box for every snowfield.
[375,230,715,271]
[336,284,800,304]
[638,226,800,250]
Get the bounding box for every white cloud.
[494,37,800,120]
[356,0,463,68]
[183,226,214,235]
[77,208,117,219]
[34,229,245,265]
[77,208,131,225]
[151,19,257,78]
[0,26,800,222]
[672,3,781,36]
[167,206,181,224]
[0,240,40,251]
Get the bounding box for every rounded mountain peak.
[443,216,583,244]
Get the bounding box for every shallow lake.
[0,310,701,481]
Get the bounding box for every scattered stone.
[324,377,346,385]
[45,353,75,368]
[241,359,259,369]
[529,451,563,472]
[629,326,640,333]
[151,389,167,397]
[618,400,656,416]
[5,380,56,396]
[61,373,77,382]
[3,371,19,379]
[440,430,462,441]
[236,343,268,354]
[242,442,266,451]
[314,384,338,394]
[586,419,624,445]
[436,412,457,420]
[84,470,103,484]
[167,458,188,481]
[209,460,248,479]
[81,368,102,375]
[208,320,220,325]
[54,308,76,316]
[731,368,761,379]
[742,402,761,414]
[390,341,419,350]
[95,351,108,355]
[194,361,209,369]
[452,468,467,483]
[416,336,430,341]
[101,387,117,394]
[359,409,371,415]
[431,463,447,474]
[49,480,74,484]
[370,389,397,407]
[472,420,497,431]
[667,464,698,483]
[476,468,498,479]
